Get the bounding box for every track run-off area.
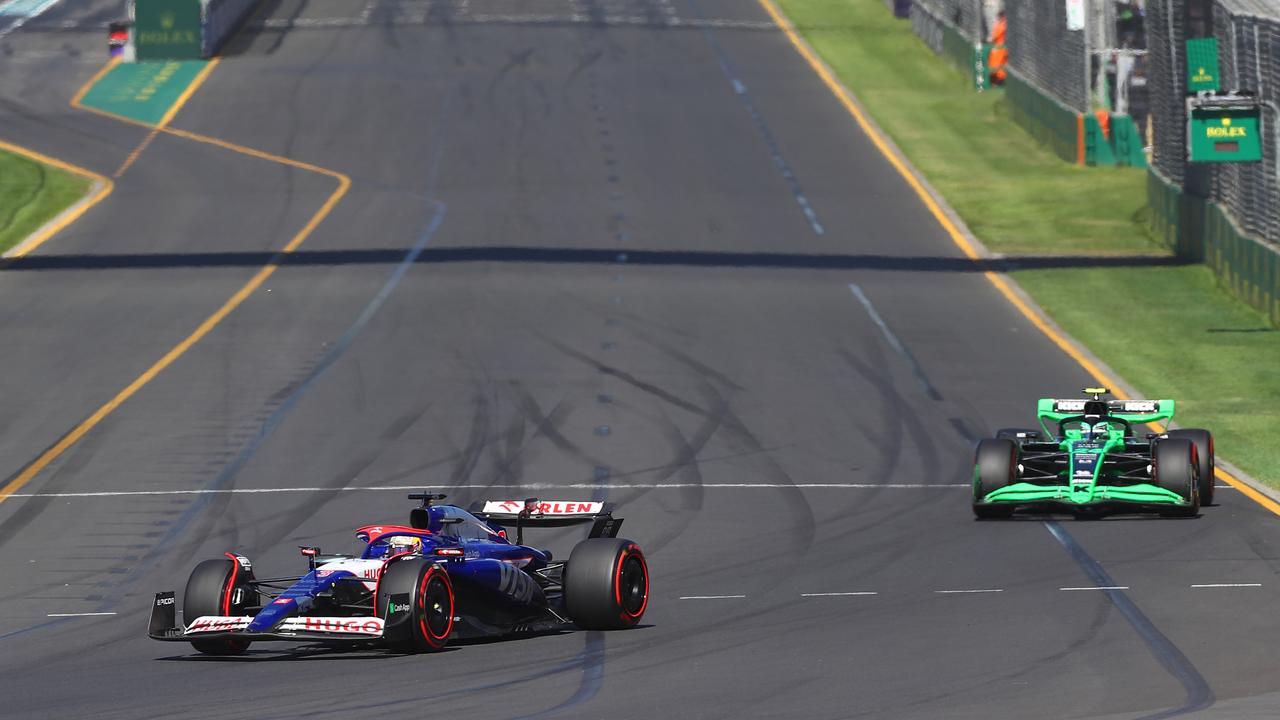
[3,0,1280,718]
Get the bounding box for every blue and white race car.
[147,493,649,655]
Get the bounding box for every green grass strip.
[776,0,1280,486]
[0,148,91,255]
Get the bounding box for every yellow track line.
[68,56,122,110]
[755,0,1278,517]
[113,59,222,177]
[0,60,351,503]
[0,139,114,259]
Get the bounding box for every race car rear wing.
[468,498,622,545]
[1037,395,1175,436]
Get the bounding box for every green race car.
[972,388,1215,519]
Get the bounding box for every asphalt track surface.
[3,1,1280,718]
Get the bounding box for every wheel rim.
[418,571,453,641]
[616,553,648,618]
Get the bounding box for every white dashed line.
[801,592,878,597]
[46,612,117,617]
[1061,586,1129,591]
[679,595,746,600]
[934,589,1003,594]
[1190,583,1262,588]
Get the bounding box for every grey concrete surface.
[1,1,1278,718]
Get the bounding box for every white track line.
[1190,583,1262,588]
[934,589,1003,594]
[5,483,967,499]
[1061,586,1129,591]
[46,612,117,617]
[801,592,878,597]
[679,595,746,600]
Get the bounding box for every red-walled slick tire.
[563,538,649,630]
[183,557,253,655]
[378,559,454,653]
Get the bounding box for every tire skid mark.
[602,384,727,556]
[236,403,435,555]
[446,386,494,486]
[808,346,957,578]
[543,336,709,416]
[488,388,531,487]
[2,190,451,644]
[704,379,816,562]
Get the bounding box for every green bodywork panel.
[976,397,1190,507]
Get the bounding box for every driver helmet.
[387,535,423,556]
[1091,421,1113,438]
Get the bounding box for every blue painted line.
[0,93,460,646]
[512,340,617,719]
[1044,521,1214,718]
[0,616,68,641]
[0,205,443,641]
[513,632,606,720]
[137,89,456,570]
[685,0,825,236]
[145,200,448,560]
[848,284,943,401]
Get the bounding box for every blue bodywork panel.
[245,505,552,633]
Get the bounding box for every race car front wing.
[147,592,386,643]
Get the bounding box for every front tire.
[184,556,253,655]
[1154,437,1200,517]
[563,538,649,630]
[1168,429,1215,506]
[973,438,1017,519]
[377,559,454,653]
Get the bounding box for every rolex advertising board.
[1188,106,1262,163]
[134,0,202,60]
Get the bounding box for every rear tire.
[1154,438,1200,517]
[995,428,1040,442]
[184,557,253,655]
[1168,429,1215,506]
[377,559,454,653]
[563,538,649,630]
[973,438,1017,519]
